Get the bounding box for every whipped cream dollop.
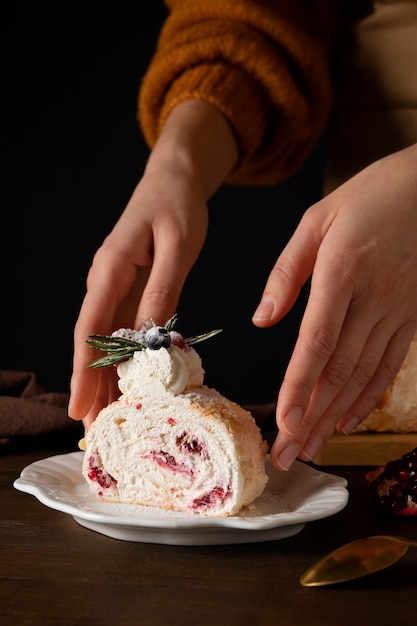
[117,344,205,400]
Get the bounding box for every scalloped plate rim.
[13,451,348,544]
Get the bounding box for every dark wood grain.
[1,443,415,626]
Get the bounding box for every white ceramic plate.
[14,452,348,545]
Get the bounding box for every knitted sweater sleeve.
[138,0,337,186]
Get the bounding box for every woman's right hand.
[69,99,239,430]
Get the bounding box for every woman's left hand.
[253,143,417,470]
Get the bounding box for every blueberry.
[145,326,171,350]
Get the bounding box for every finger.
[296,322,391,460]
[78,368,119,432]
[277,235,417,439]
[69,255,137,420]
[136,226,202,326]
[275,261,355,436]
[297,319,416,462]
[253,208,321,327]
[69,333,119,421]
[269,429,303,471]
[272,296,414,469]
[272,305,377,470]
[279,298,383,435]
[115,266,151,327]
[336,320,417,435]
[80,374,117,434]
[270,251,372,470]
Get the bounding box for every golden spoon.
[300,535,417,586]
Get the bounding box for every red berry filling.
[192,485,231,511]
[87,453,117,496]
[176,431,208,459]
[366,446,417,516]
[147,450,193,476]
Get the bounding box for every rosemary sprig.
[164,313,178,332]
[86,315,222,369]
[86,344,143,369]
[185,329,223,346]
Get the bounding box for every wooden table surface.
[1,436,416,626]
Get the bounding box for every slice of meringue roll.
[82,385,268,517]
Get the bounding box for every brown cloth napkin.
[0,370,80,445]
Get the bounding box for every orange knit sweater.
[137,0,339,186]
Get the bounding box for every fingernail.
[282,406,303,435]
[339,416,361,435]
[275,443,301,471]
[253,297,274,322]
[301,435,324,461]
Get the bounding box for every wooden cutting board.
[312,432,417,466]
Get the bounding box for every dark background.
[1,2,325,405]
